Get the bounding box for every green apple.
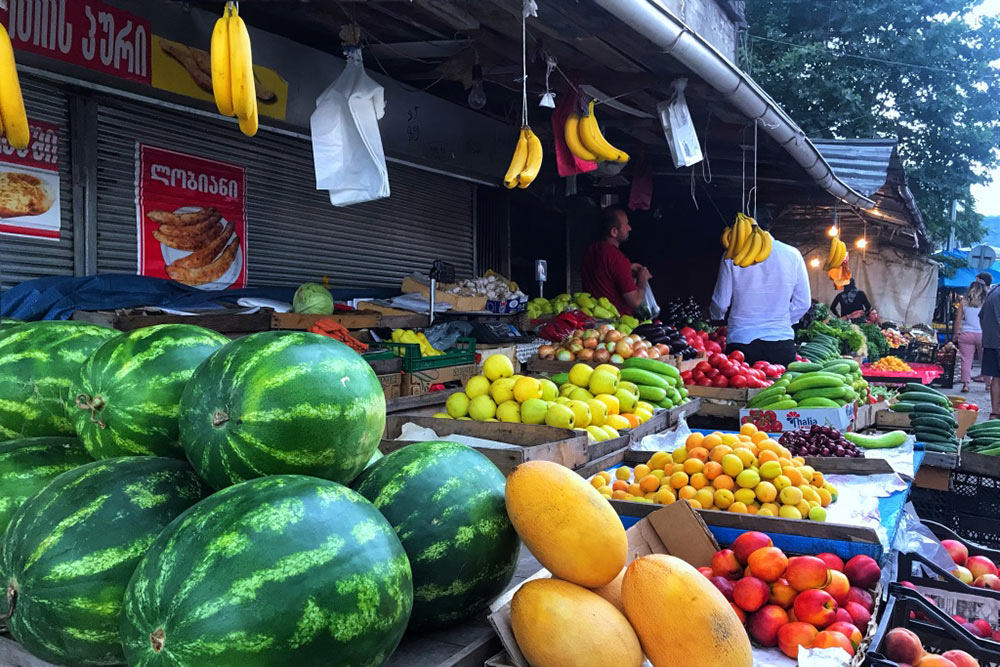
[586,399,609,427]
[521,398,548,425]
[588,369,619,396]
[496,400,521,423]
[545,403,576,429]
[567,400,592,428]
[539,378,558,401]
[569,387,594,402]
[489,377,517,404]
[615,389,638,413]
[445,392,470,418]
[586,425,609,442]
[468,395,497,421]
[568,363,594,388]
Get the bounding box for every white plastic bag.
[641,280,660,318]
[311,50,390,206]
[657,78,703,168]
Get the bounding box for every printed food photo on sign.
[136,145,247,289]
[0,120,61,240]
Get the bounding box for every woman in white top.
[955,278,988,392]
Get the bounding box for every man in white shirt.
[709,235,811,365]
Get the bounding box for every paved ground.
[947,359,991,422]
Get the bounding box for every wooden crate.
[382,416,589,475]
[401,364,477,396]
[524,356,682,375]
[875,409,911,429]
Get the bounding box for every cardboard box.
[400,363,477,396]
[739,401,856,433]
[377,373,401,400]
[401,275,488,312]
[956,408,978,439]
[477,345,521,374]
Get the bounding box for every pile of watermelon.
[0,321,519,666]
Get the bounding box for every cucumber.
[761,399,797,410]
[844,430,908,449]
[797,397,841,408]
[748,388,786,408]
[620,368,671,391]
[904,383,946,397]
[910,416,957,430]
[890,402,915,413]
[756,394,792,409]
[824,358,860,373]
[898,392,951,408]
[917,432,960,445]
[786,373,847,394]
[791,386,849,401]
[623,357,680,379]
[654,398,675,410]
[909,403,954,417]
[666,388,682,404]
[924,442,959,453]
[913,426,957,441]
[788,362,823,372]
[822,363,852,376]
[969,437,1000,449]
[637,385,667,402]
[974,445,1000,456]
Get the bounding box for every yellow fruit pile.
[870,356,912,372]
[210,2,258,137]
[590,424,838,521]
[435,357,656,444]
[390,329,443,357]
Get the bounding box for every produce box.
[956,408,978,439]
[381,415,590,475]
[476,345,520,374]
[377,373,401,400]
[400,275,487,312]
[686,385,765,419]
[399,363,477,396]
[876,408,911,429]
[855,401,889,431]
[485,297,524,314]
[739,402,856,433]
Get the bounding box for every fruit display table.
[861,362,944,385]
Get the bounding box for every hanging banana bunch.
[720,212,773,267]
[503,127,543,189]
[211,2,258,137]
[0,21,30,149]
[565,99,629,164]
[824,235,848,271]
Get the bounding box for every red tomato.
[709,353,729,368]
[691,369,705,382]
[773,365,786,374]
[705,341,722,354]
[705,368,720,379]
[695,361,712,374]
[679,327,695,337]
[696,378,712,386]
[698,331,710,339]
[721,363,740,378]
[752,360,769,370]
[681,371,693,383]
[711,374,729,388]
[729,350,745,363]
[729,374,749,388]
[764,366,780,378]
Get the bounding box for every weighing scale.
[469,320,535,344]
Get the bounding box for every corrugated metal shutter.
[0,75,74,289]
[94,96,474,288]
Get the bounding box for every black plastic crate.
[923,520,1000,561]
[905,341,941,364]
[911,486,1000,550]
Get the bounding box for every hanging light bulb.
[809,257,821,268]
[856,237,868,249]
[467,64,487,110]
[828,225,839,237]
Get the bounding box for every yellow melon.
[589,565,627,614]
[622,554,752,667]
[511,578,643,667]
[505,460,627,587]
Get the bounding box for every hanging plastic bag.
[640,280,660,318]
[657,78,703,169]
[311,48,390,206]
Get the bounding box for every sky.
[973,0,1000,216]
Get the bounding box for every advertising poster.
[136,144,247,290]
[0,120,61,239]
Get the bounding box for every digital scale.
[469,320,535,344]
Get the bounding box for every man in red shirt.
[581,207,651,316]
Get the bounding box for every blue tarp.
[937,249,1000,288]
[0,275,398,321]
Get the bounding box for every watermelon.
[179,331,386,489]
[73,324,229,460]
[121,475,413,667]
[0,321,118,441]
[352,441,519,629]
[0,457,210,666]
[0,436,92,535]
[0,318,22,331]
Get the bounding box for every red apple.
[952,566,974,584]
[824,570,851,606]
[846,601,871,628]
[847,586,874,612]
[733,576,770,612]
[730,602,746,624]
[973,619,992,637]
[777,621,818,659]
[793,589,837,628]
[883,627,925,664]
[816,552,845,572]
[974,573,1000,590]
[747,605,789,647]
[748,547,789,583]
[698,566,714,578]
[827,621,863,650]
[844,555,882,589]
[941,539,969,566]
[711,549,743,579]
[966,555,998,580]
[941,649,981,667]
[813,630,854,656]
[731,531,774,565]
[786,556,832,591]
[769,578,797,609]
[709,575,735,601]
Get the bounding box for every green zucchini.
[797,397,841,408]
[760,399,798,410]
[898,392,951,408]
[824,358,860,373]
[786,373,847,394]
[822,363,852,376]
[909,402,954,417]
[788,361,823,372]
[790,386,849,401]
[620,368,671,391]
[637,385,667,402]
[890,402,915,413]
[844,430,908,449]
[623,357,680,379]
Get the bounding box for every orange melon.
[589,565,627,614]
[622,554,752,667]
[511,578,642,667]
[505,460,627,587]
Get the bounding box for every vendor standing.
[830,280,872,322]
[709,232,811,365]
[582,207,651,316]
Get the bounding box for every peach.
[731,531,773,565]
[844,554,882,589]
[883,627,925,664]
[941,649,980,667]
[963,622,987,638]
[826,621,863,649]
[824,570,850,606]
[847,586,874,612]
[832,607,854,626]
[733,576,770,612]
[748,547,789,583]
[974,573,1000,590]
[730,602,746,624]
[813,630,854,656]
[786,556,831,591]
[916,656,959,667]
[711,549,743,579]
[966,555,998,580]
[777,621,818,659]
[697,566,714,578]
[816,552,844,571]
[769,578,797,609]
[952,614,969,625]
[952,566,974,584]
[992,629,1000,643]
[973,619,992,637]
[792,589,837,628]
[846,601,871,627]
[747,605,789,647]
[941,539,968,566]
[708,575,735,601]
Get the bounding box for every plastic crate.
[911,485,1000,551]
[905,341,941,364]
[382,336,476,371]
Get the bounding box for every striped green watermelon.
[0,457,210,666]
[73,324,229,460]
[0,318,23,331]
[0,436,92,535]
[352,441,519,630]
[179,331,386,489]
[121,475,413,667]
[0,321,119,441]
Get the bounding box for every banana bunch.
[564,99,629,163]
[211,2,258,137]
[825,236,847,270]
[0,22,29,149]
[504,126,543,189]
[721,213,773,267]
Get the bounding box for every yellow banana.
[518,127,543,188]
[834,239,847,267]
[753,230,773,264]
[721,226,732,249]
[211,8,234,117]
[503,128,528,189]
[824,236,840,270]
[733,215,752,260]
[0,23,30,150]
[578,100,630,163]
[563,113,598,162]
[238,109,258,137]
[726,217,744,260]
[735,227,761,267]
[228,7,255,121]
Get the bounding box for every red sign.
[136,144,247,290]
[0,119,61,239]
[1,0,151,84]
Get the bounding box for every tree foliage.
[745,1,1000,244]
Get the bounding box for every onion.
[538,345,555,360]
